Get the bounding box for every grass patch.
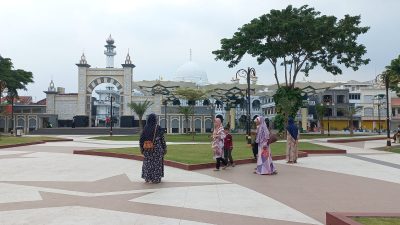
[90,134,237,142]
[374,145,400,154]
[93,142,334,164]
[0,136,62,146]
[91,133,373,142]
[353,217,400,225]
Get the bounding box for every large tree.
[0,56,33,134]
[0,56,34,101]
[178,106,193,134]
[213,5,369,135]
[384,55,400,94]
[213,5,370,88]
[128,100,153,132]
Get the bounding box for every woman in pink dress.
[255,116,277,175]
[211,118,227,171]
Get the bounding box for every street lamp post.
[233,67,257,144]
[163,98,168,133]
[376,74,391,147]
[106,95,115,136]
[385,74,391,146]
[378,100,381,135]
[323,97,333,137]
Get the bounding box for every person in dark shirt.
[223,127,235,167]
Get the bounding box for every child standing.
[224,127,235,167]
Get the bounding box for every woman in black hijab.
[139,113,167,183]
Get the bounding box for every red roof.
[0,96,33,105]
[35,98,46,105]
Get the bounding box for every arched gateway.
[75,35,135,127]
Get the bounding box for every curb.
[73,150,310,171]
[0,138,73,149]
[300,149,347,154]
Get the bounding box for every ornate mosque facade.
[0,36,268,134]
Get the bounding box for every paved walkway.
[0,136,399,225]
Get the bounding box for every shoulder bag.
[143,126,157,151]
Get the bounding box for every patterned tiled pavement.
[0,136,399,225]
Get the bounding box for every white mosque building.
[5,36,267,133]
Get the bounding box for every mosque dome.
[174,61,208,86]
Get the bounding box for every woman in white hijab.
[254,116,277,175]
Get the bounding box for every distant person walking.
[286,117,299,164]
[223,126,235,167]
[212,118,227,171]
[255,116,277,175]
[139,113,167,183]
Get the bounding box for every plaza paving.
[0,136,399,225]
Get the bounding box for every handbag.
[268,133,278,145]
[143,126,157,151]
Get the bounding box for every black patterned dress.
[140,126,167,183]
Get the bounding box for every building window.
[323,95,333,103]
[324,108,333,117]
[337,108,346,117]
[349,94,360,100]
[337,95,345,104]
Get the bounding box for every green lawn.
[353,217,400,225]
[91,133,373,142]
[374,146,400,154]
[0,136,62,146]
[93,142,334,164]
[90,133,232,142]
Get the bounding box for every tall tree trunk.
[139,116,143,132]
[191,106,195,141]
[186,116,189,134]
[320,118,325,135]
[349,116,354,136]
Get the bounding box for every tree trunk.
[191,110,195,141]
[320,119,325,135]
[349,116,354,136]
[138,116,143,132]
[185,116,189,134]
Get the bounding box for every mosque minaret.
[104,34,116,68]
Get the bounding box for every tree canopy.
[174,88,207,105]
[128,100,153,131]
[384,54,400,95]
[0,55,34,99]
[212,5,370,88]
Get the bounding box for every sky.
[1,0,400,101]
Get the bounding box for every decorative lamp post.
[106,95,115,136]
[232,67,257,144]
[323,96,334,137]
[376,74,391,147]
